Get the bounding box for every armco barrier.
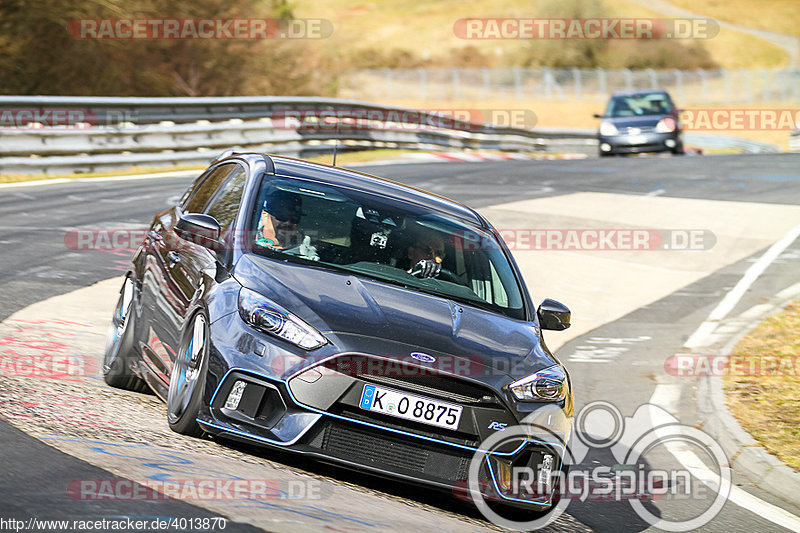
[0,96,778,173]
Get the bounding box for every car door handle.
[167,251,181,267]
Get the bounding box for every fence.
[342,68,800,105]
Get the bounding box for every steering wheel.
[436,268,467,286]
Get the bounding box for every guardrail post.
[742,68,753,104]
[646,68,657,89]
[417,67,427,101]
[513,67,522,101]
[597,67,607,98]
[572,68,582,100]
[482,67,491,99]
[722,69,730,104]
[697,69,707,105]
[673,69,684,104]
[383,68,393,100]
[542,68,550,100]
[451,68,461,100]
[779,69,788,101]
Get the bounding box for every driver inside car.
[255,190,319,260]
[407,233,446,278]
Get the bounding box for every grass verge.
[724,299,800,471]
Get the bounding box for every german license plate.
[359,384,462,430]
[627,134,648,144]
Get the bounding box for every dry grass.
[670,0,800,38]
[724,300,800,471]
[296,0,788,69]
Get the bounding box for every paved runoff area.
[2,153,800,531]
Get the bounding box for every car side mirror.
[176,213,221,250]
[538,299,571,331]
[593,113,603,119]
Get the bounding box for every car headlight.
[238,287,327,350]
[656,117,676,133]
[509,365,568,402]
[599,121,618,136]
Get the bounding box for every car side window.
[182,163,238,214]
[206,166,247,232]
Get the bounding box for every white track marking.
[685,222,800,348]
[652,385,800,532]
[652,222,800,529]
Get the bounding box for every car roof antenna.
[332,140,339,167]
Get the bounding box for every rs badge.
[488,421,507,431]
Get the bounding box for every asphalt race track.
[1,153,800,532]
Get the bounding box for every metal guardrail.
[0,96,779,173]
[683,133,780,154]
[791,130,800,152]
[0,96,598,173]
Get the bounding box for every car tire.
[671,143,685,155]
[598,151,613,157]
[167,312,209,437]
[102,277,149,393]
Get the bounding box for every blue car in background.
[594,89,684,156]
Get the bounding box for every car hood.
[233,254,556,381]
[604,114,665,130]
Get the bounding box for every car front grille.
[306,419,472,483]
[322,354,503,406]
[625,126,656,133]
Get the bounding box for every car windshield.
[605,93,673,117]
[249,175,526,320]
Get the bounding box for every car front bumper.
[598,131,681,154]
[195,311,572,509]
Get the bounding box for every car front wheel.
[167,312,209,437]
